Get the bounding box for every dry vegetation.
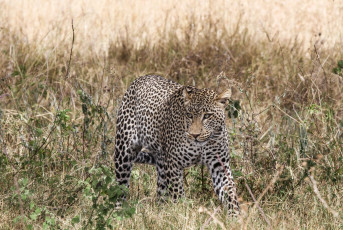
[0,0,343,229]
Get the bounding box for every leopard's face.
[183,86,231,143]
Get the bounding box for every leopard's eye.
[186,113,193,119]
[203,113,212,120]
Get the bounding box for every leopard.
[114,75,240,215]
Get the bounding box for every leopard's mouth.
[194,138,208,143]
[185,132,213,143]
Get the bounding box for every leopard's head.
[182,86,231,143]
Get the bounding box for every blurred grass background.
[0,0,343,229]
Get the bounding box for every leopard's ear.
[216,89,231,108]
[182,86,194,105]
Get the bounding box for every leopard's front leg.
[204,144,240,216]
[156,159,185,201]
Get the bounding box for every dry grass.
[1,0,343,53]
[0,0,343,229]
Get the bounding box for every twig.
[200,206,221,230]
[31,99,63,159]
[308,175,339,218]
[243,165,284,229]
[199,207,227,230]
[273,104,301,124]
[244,183,271,227]
[65,19,75,79]
[313,44,328,88]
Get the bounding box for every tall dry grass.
[1,0,343,53]
[0,0,343,229]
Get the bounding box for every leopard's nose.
[191,133,200,139]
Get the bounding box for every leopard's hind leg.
[114,92,140,189]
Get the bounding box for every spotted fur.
[114,75,239,214]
